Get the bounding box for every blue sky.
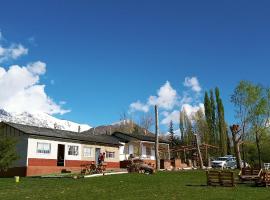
[0,0,269,132]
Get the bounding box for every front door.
[57,144,65,166]
[95,148,101,164]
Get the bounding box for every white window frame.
[37,142,51,154]
[106,151,115,159]
[146,146,152,156]
[83,147,93,157]
[68,145,79,156]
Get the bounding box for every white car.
[211,155,235,169]
[211,157,229,169]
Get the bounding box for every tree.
[210,90,217,145]
[192,108,209,144]
[179,110,185,142]
[204,92,212,144]
[215,87,227,156]
[168,120,175,147]
[230,125,242,169]
[139,113,154,132]
[249,86,270,167]
[0,137,19,172]
[231,81,270,168]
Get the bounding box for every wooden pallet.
[207,170,235,187]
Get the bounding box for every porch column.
[139,141,142,159]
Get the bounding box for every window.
[68,145,79,156]
[106,151,115,159]
[37,142,51,154]
[146,147,151,156]
[83,147,92,157]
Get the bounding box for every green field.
[0,171,269,200]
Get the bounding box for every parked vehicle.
[211,155,235,169]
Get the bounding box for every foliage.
[0,137,19,172]
[231,80,270,167]
[215,87,227,155]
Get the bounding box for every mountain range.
[0,109,91,132]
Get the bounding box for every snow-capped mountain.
[0,109,91,132]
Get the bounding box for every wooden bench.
[239,168,262,182]
[256,171,270,187]
[206,171,235,187]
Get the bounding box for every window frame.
[68,145,79,156]
[36,142,51,154]
[83,147,93,157]
[106,151,115,159]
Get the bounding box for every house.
[112,132,170,168]
[0,122,121,177]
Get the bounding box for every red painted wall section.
[106,162,120,168]
[65,160,94,167]
[28,158,57,166]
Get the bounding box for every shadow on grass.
[185,184,208,187]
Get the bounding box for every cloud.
[0,32,28,63]
[129,81,179,113]
[161,110,179,125]
[184,77,201,93]
[0,62,70,115]
[148,81,178,110]
[181,103,204,117]
[129,77,205,129]
[130,101,149,112]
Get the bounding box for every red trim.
[28,158,57,166]
[65,160,94,167]
[28,158,120,168]
[106,162,120,168]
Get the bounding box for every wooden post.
[195,134,204,169]
[155,105,160,170]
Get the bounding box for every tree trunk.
[255,132,262,168]
[232,132,242,169]
[195,134,203,169]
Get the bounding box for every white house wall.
[27,138,82,162]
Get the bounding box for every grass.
[0,171,270,200]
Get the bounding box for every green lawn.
[0,171,269,200]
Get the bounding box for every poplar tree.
[168,120,175,147]
[204,92,212,144]
[215,87,227,155]
[210,90,217,144]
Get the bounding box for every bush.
[0,137,19,172]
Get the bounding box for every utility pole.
[155,105,160,171]
[194,133,203,169]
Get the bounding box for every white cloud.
[148,81,178,110]
[161,110,179,125]
[184,77,201,93]
[181,103,204,117]
[129,81,179,113]
[130,101,149,113]
[0,32,28,63]
[0,63,70,115]
[129,77,205,130]
[27,61,46,75]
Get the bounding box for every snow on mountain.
[0,109,91,132]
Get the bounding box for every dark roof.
[4,122,120,146]
[112,132,169,144]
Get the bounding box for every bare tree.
[139,113,154,132]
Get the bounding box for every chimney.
[78,126,81,133]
